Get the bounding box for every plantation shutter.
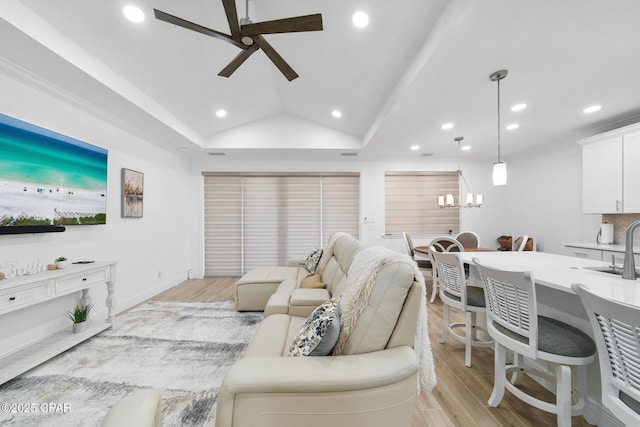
[203,173,359,276]
[385,172,459,235]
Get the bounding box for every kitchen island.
[457,251,638,427]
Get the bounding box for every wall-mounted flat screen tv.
[0,113,108,235]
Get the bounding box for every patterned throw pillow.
[305,248,323,274]
[288,297,341,357]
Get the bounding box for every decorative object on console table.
[55,256,68,269]
[121,168,144,218]
[66,303,93,333]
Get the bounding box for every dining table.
[414,245,495,255]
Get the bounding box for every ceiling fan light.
[492,162,508,186]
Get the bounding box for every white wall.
[504,140,601,254]
[0,74,192,356]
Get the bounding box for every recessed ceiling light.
[332,110,342,118]
[583,105,602,114]
[123,5,145,23]
[410,145,420,151]
[461,145,471,151]
[506,123,519,130]
[441,122,454,130]
[352,11,369,28]
[215,109,227,118]
[511,103,527,111]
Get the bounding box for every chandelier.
[438,137,483,208]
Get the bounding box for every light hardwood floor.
[149,277,595,427]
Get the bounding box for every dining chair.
[428,236,464,303]
[473,258,596,427]
[402,232,432,271]
[430,250,492,367]
[455,231,480,248]
[572,283,640,426]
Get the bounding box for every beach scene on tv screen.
[0,114,107,227]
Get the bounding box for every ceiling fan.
[153,0,323,81]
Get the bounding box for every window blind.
[203,176,242,276]
[203,174,359,276]
[385,172,459,235]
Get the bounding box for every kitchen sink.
[583,265,640,278]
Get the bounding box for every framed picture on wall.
[121,168,143,218]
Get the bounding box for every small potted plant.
[67,303,93,333]
[55,256,68,269]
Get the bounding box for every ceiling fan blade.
[221,0,241,41]
[153,9,247,50]
[241,14,323,36]
[254,36,298,81]
[218,43,259,78]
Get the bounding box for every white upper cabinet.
[582,135,622,213]
[580,123,640,214]
[623,131,640,212]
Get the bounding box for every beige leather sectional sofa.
[235,233,364,317]
[217,234,431,427]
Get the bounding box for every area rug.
[0,300,263,427]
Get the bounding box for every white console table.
[0,261,116,385]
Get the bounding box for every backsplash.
[602,214,640,245]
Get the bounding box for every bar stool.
[431,250,492,367]
[573,283,640,426]
[473,258,595,427]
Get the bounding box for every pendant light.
[490,70,508,186]
[438,137,483,208]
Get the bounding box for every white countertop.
[458,251,640,307]
[564,242,640,254]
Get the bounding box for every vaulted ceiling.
[1,0,640,160]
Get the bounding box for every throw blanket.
[333,246,437,392]
[315,232,351,276]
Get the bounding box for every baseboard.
[114,273,187,315]
[522,359,622,427]
[584,397,624,427]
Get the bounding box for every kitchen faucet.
[622,219,640,280]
